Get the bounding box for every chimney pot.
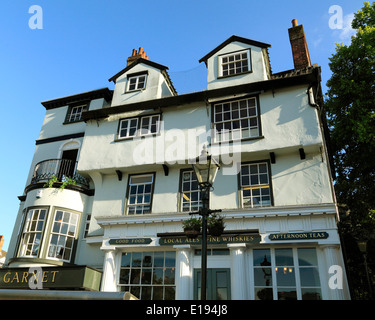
[292,19,298,27]
[126,47,149,66]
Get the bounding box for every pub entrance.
[193,268,231,300]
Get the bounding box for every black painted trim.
[35,132,85,145]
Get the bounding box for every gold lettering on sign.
[1,270,60,286]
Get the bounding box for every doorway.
[59,149,78,179]
[194,268,231,300]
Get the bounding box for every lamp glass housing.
[192,155,220,188]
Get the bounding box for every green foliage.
[207,214,224,229]
[325,1,375,221]
[325,1,375,299]
[182,217,201,231]
[44,175,58,188]
[43,175,77,190]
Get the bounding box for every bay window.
[18,207,81,263]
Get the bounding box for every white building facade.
[2,21,350,300]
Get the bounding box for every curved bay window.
[18,207,81,264]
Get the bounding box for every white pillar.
[323,245,350,300]
[228,243,247,300]
[101,250,118,292]
[174,245,193,300]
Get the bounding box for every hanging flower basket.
[183,217,201,238]
[208,214,225,236]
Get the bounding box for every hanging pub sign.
[269,232,329,241]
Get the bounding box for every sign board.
[269,232,329,241]
[109,238,152,245]
[159,234,261,246]
[0,266,102,290]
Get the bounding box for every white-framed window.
[127,74,147,91]
[180,170,202,212]
[140,115,160,135]
[219,49,251,77]
[19,209,47,257]
[118,114,160,139]
[213,97,260,142]
[127,174,154,215]
[240,162,272,208]
[119,118,139,138]
[118,251,176,300]
[252,248,322,300]
[47,210,79,262]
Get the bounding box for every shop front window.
[119,251,176,300]
[253,248,322,300]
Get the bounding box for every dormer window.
[219,49,251,77]
[127,72,148,92]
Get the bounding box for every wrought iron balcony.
[31,158,90,188]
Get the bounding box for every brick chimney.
[126,47,149,66]
[288,19,311,70]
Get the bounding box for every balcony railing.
[31,159,90,188]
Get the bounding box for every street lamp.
[191,148,220,300]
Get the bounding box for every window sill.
[124,88,145,94]
[210,135,264,145]
[63,120,85,125]
[217,70,252,80]
[9,257,69,267]
[114,132,161,142]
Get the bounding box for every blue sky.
[0,0,366,252]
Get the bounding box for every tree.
[325,1,375,299]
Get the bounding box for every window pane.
[276,267,295,286]
[300,268,320,287]
[255,288,273,300]
[121,253,131,267]
[164,268,175,284]
[132,252,142,267]
[275,249,294,266]
[153,286,164,299]
[254,268,272,286]
[253,249,271,266]
[298,248,318,266]
[153,268,164,285]
[277,288,297,300]
[143,252,153,267]
[120,269,130,284]
[141,269,152,284]
[301,288,322,300]
[164,287,175,300]
[165,251,176,267]
[130,269,141,284]
[154,252,164,267]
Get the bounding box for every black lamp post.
[191,148,220,300]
